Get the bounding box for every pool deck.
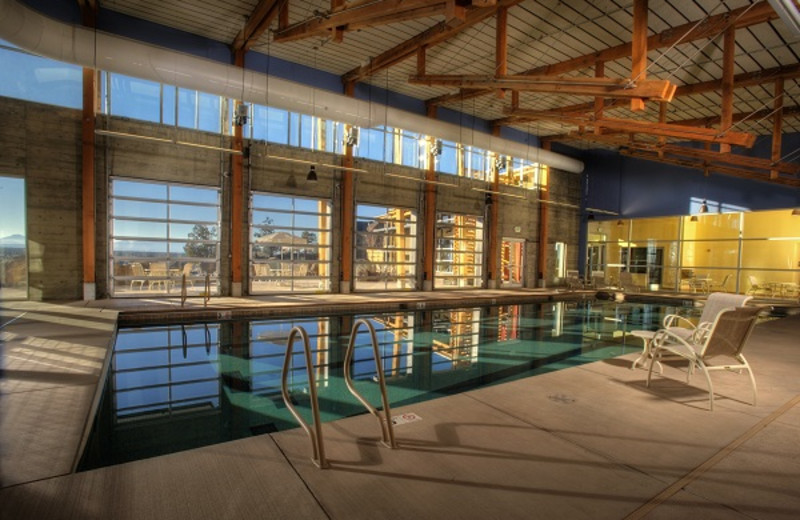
[1,289,799,519]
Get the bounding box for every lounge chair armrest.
[662,314,696,330]
[651,329,697,358]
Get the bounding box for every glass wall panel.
[250,193,332,294]
[0,176,27,300]
[354,204,418,291]
[434,213,484,289]
[110,179,220,297]
[587,209,799,297]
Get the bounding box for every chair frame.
[661,292,752,342]
[646,305,762,411]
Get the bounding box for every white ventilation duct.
[0,0,584,173]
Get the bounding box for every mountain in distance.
[0,234,26,246]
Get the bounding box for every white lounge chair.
[661,292,752,342]
[647,305,762,411]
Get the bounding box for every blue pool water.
[78,299,686,470]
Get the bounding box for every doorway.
[501,238,524,287]
[0,175,27,300]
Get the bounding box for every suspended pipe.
[0,0,584,174]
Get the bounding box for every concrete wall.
[0,97,82,300]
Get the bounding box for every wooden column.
[231,49,245,295]
[770,79,783,180]
[486,126,501,287]
[719,24,736,153]
[423,104,438,290]
[630,0,647,112]
[536,142,550,286]
[340,81,356,292]
[81,4,97,299]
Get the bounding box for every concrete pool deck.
[1,290,799,519]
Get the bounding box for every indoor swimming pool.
[78,298,688,470]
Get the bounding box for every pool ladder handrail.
[281,325,328,469]
[344,318,397,449]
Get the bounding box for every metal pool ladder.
[281,326,328,469]
[344,318,397,449]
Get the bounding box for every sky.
[0,176,25,238]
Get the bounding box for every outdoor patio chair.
[746,275,771,296]
[619,271,641,292]
[130,262,146,290]
[707,274,731,293]
[646,305,762,411]
[662,292,752,342]
[566,269,583,289]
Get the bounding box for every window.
[0,176,27,300]
[434,212,484,289]
[250,193,332,293]
[109,179,220,296]
[354,204,418,291]
[0,40,81,109]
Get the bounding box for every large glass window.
[0,176,27,300]
[250,193,332,294]
[354,204,418,291]
[434,212,484,289]
[0,40,82,109]
[110,179,221,297]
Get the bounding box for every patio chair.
[590,270,606,289]
[177,262,195,289]
[707,274,731,293]
[619,271,641,292]
[566,269,583,289]
[130,262,146,290]
[662,292,752,342]
[746,275,771,296]
[646,305,762,411]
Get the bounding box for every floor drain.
[548,394,576,404]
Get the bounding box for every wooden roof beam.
[428,1,778,107]
[619,149,799,188]
[509,111,755,147]
[274,0,447,43]
[492,62,800,127]
[232,0,288,51]
[341,0,523,84]
[410,74,676,101]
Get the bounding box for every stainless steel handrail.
[344,318,397,449]
[281,325,328,469]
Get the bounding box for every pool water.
[78,299,685,470]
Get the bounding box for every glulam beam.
[232,0,288,51]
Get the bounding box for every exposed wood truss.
[619,149,799,188]
[274,0,498,43]
[232,0,289,51]
[427,1,778,107]
[341,0,523,84]
[509,111,755,147]
[495,63,800,127]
